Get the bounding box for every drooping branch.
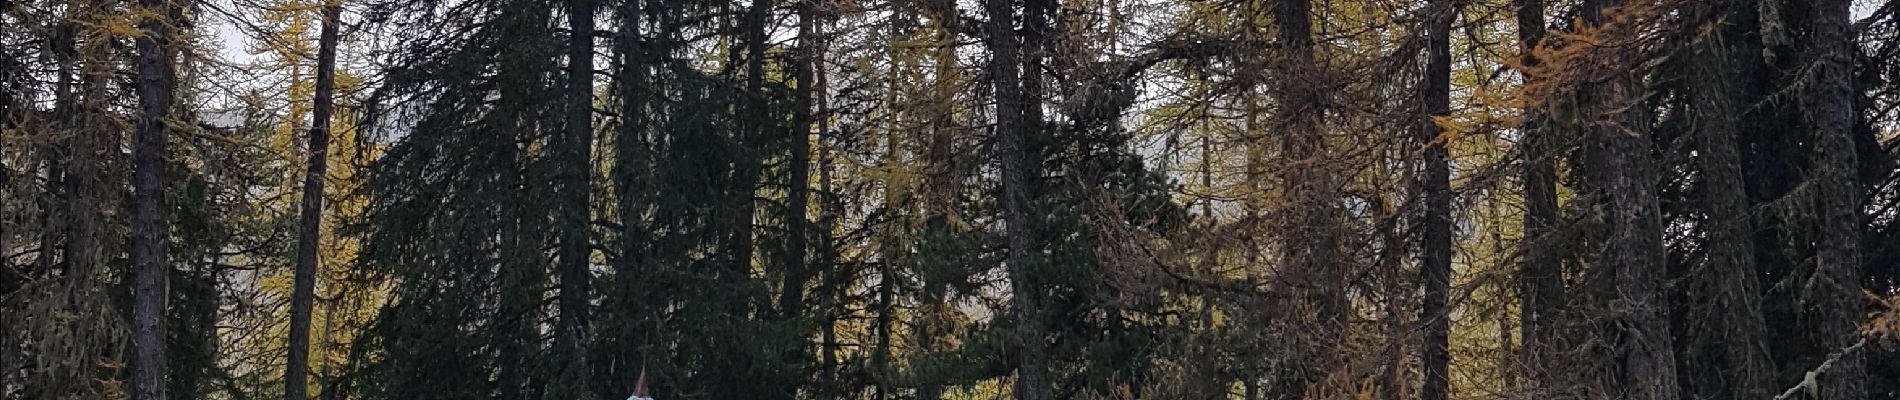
[1772,338,1869,400]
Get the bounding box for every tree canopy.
[3,0,1900,398]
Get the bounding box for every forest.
[2,0,1900,397]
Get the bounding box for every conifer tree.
[286,2,343,399]
[1803,0,1869,396]
[4,0,1898,398]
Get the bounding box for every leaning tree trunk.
[132,0,178,396]
[1418,0,1455,399]
[286,3,342,399]
[1802,0,1867,396]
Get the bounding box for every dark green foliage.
[353,0,563,397]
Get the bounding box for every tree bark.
[286,3,342,399]
[818,146,840,400]
[872,244,894,400]
[555,0,597,396]
[132,0,179,396]
[1514,0,1564,391]
[771,1,819,397]
[1375,191,1406,400]
[780,0,816,326]
[1418,0,1455,399]
[1022,0,1048,131]
[37,20,73,289]
[982,0,1048,398]
[1682,1,1775,398]
[1271,0,1344,396]
[815,34,839,400]
[0,4,11,266]
[1802,0,1866,397]
[61,18,102,308]
[1578,0,1678,398]
[733,0,769,285]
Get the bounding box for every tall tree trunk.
[982,0,1047,398]
[495,86,543,400]
[1802,0,1866,396]
[1579,0,1677,398]
[780,0,814,322]
[555,0,597,396]
[1418,0,1455,399]
[132,0,179,396]
[496,6,556,399]
[733,0,769,285]
[776,2,817,396]
[37,20,73,288]
[0,139,7,306]
[872,248,894,400]
[609,0,651,395]
[1271,0,1343,396]
[1682,1,1775,398]
[0,1,11,269]
[0,0,9,134]
[286,3,342,399]
[60,18,99,308]
[722,3,770,396]
[1375,190,1406,400]
[1497,294,1517,394]
[817,152,839,400]
[1514,0,1564,392]
[496,155,539,400]
[815,39,839,400]
[314,294,342,400]
[1022,0,1048,130]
